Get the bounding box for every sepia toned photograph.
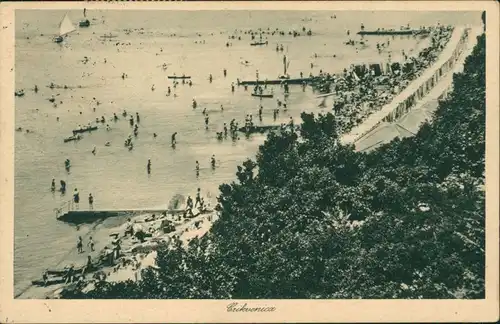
[1,1,498,323]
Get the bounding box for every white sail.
[59,13,76,37]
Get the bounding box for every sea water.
[13,9,481,296]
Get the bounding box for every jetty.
[238,77,312,86]
[357,29,428,36]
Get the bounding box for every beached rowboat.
[56,208,214,224]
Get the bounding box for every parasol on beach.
[168,194,185,210]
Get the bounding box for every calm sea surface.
[14,10,481,295]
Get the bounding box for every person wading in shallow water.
[147,159,151,174]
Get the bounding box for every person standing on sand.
[195,188,202,208]
[88,236,95,252]
[77,236,83,253]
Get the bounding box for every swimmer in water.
[153,133,157,138]
[202,108,207,115]
[220,104,224,112]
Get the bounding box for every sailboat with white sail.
[54,12,76,43]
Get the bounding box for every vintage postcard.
[0,1,498,323]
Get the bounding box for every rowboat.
[63,134,82,143]
[79,19,90,27]
[72,126,98,134]
[15,90,25,97]
[168,75,191,79]
[250,41,268,46]
[251,93,274,98]
[238,125,280,133]
[54,12,76,43]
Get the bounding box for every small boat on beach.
[54,12,76,43]
[168,75,191,79]
[31,273,82,287]
[251,93,274,98]
[63,134,82,143]
[45,266,85,277]
[72,126,98,134]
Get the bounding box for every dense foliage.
[64,34,485,299]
